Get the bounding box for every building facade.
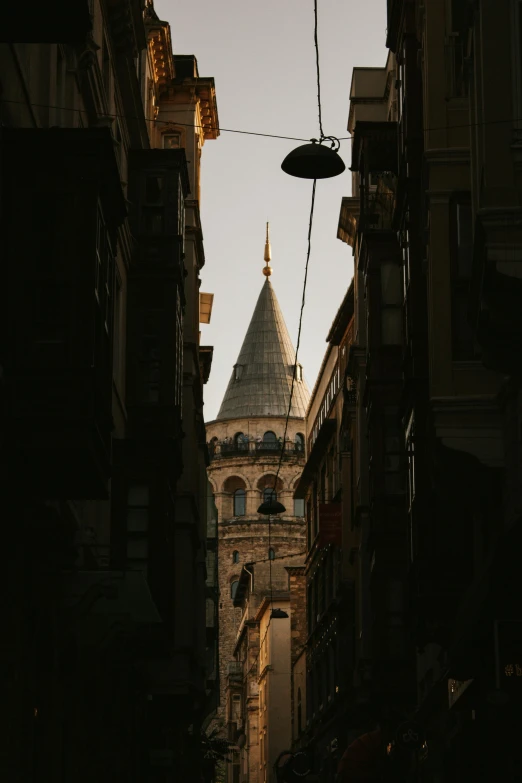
[230,557,306,783]
[206,237,310,779]
[328,1,522,781]
[0,2,219,780]
[293,285,365,783]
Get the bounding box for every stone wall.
[207,413,307,729]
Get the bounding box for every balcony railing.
[208,440,305,461]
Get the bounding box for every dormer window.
[294,364,303,382]
[234,364,244,381]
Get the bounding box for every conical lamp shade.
[281,142,345,179]
[257,499,286,515]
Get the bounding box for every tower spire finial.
[263,221,272,277]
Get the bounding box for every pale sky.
[154,0,388,421]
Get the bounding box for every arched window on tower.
[263,487,277,504]
[295,432,305,453]
[231,580,239,599]
[233,489,246,516]
[263,431,277,445]
[232,550,240,564]
[268,548,275,561]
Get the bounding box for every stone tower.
[206,227,310,724]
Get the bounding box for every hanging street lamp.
[281,136,345,180]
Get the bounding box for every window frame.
[233,488,246,517]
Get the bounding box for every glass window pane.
[145,176,164,204]
[263,488,276,503]
[127,538,148,559]
[142,207,164,235]
[127,508,149,532]
[127,485,149,506]
[163,133,181,149]
[234,490,246,516]
[294,498,305,517]
[382,308,403,345]
[381,262,402,305]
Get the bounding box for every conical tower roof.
[216,278,310,420]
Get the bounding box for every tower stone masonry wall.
[206,271,311,745]
[207,434,306,727]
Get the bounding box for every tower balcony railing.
[208,439,305,462]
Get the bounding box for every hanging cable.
[0,97,309,141]
[314,0,324,140]
[3,96,522,144]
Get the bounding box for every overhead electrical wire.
[247,0,324,684]
[2,96,520,144]
[0,97,309,142]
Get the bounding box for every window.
[263,431,277,443]
[102,35,110,98]
[163,131,182,149]
[235,432,248,451]
[231,580,239,599]
[140,310,162,403]
[145,175,164,204]
[294,363,303,381]
[56,48,65,125]
[206,598,215,627]
[294,498,305,517]
[405,412,416,511]
[450,194,477,359]
[381,262,403,345]
[232,550,240,564]
[231,693,241,723]
[233,489,246,517]
[234,364,243,381]
[268,548,275,561]
[295,433,305,452]
[384,407,403,494]
[263,487,276,504]
[296,687,303,736]
[113,269,124,385]
[320,464,327,502]
[127,485,149,571]
[174,289,183,409]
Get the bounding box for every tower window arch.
[263,487,277,504]
[231,580,239,599]
[235,432,248,451]
[295,432,305,452]
[268,548,275,561]
[232,550,240,564]
[234,489,246,516]
[263,431,277,443]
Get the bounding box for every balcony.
[362,183,396,233]
[208,440,305,462]
[351,121,398,177]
